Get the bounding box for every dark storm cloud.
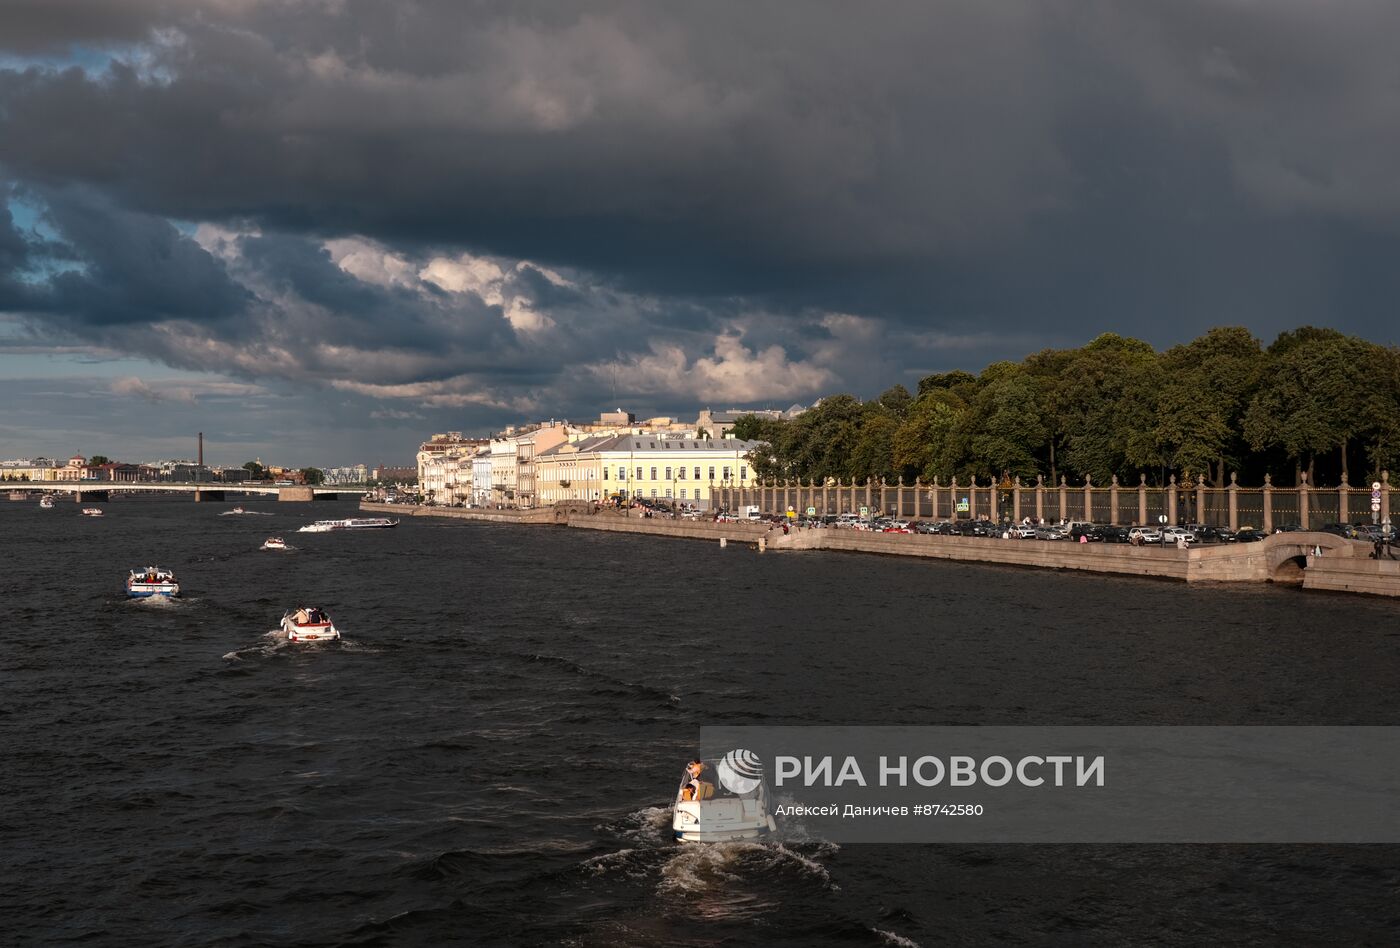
[3,0,1400,429]
[33,188,251,325]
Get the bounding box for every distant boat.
[39,495,55,509]
[260,537,288,551]
[281,606,339,643]
[81,507,104,517]
[297,517,398,533]
[127,566,179,598]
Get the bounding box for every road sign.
[1158,514,1168,524]
[806,506,816,516]
[956,497,970,512]
[859,505,869,516]
[1374,481,1383,491]
[1372,501,1383,512]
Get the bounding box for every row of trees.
[732,327,1400,488]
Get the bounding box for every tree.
[299,467,325,485]
[243,460,267,480]
[1244,330,1372,484]
[89,455,110,466]
[1152,327,1263,484]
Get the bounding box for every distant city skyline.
[4,3,1400,466]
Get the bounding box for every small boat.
[260,537,288,551]
[281,607,340,643]
[81,507,104,517]
[127,566,179,598]
[39,495,55,509]
[672,750,777,843]
[297,517,399,533]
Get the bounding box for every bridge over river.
[10,482,366,502]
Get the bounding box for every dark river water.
[5,498,1400,946]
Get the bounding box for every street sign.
[956,497,970,512]
[1158,514,1168,524]
[1372,501,1382,511]
[806,506,816,516]
[859,505,869,517]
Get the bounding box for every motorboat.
[39,495,55,509]
[127,566,179,598]
[220,506,247,516]
[281,607,340,643]
[297,517,399,533]
[672,750,777,843]
[260,537,288,551]
[81,507,104,517]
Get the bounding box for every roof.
[536,435,760,457]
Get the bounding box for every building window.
[694,466,701,480]
[635,467,642,480]
[665,488,673,498]
[680,489,688,498]
[678,467,686,480]
[650,489,657,497]
[708,466,716,481]
[664,467,672,480]
[740,466,747,480]
[723,466,731,480]
[650,466,657,480]
[603,468,608,480]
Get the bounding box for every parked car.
[1127,526,1162,544]
[1319,523,1362,539]
[1162,526,1198,544]
[1035,525,1067,540]
[1010,524,1038,539]
[1234,527,1265,543]
[1092,525,1130,543]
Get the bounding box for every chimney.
[198,432,204,466]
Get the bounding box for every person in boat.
[682,759,705,801]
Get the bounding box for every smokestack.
[198,432,204,466]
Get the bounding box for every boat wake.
[220,510,274,516]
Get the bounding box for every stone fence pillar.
[1138,473,1148,526]
[1338,474,1349,525]
[1109,475,1120,525]
[1263,474,1274,533]
[1013,476,1023,522]
[1057,476,1068,523]
[1035,474,1045,523]
[1083,475,1093,522]
[1167,474,1178,525]
[1383,470,1392,526]
[1299,473,1310,531]
[1228,472,1239,532]
[1195,476,1206,527]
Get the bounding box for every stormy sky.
[2,0,1399,466]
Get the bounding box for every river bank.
[363,502,1400,597]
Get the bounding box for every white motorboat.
[39,495,55,509]
[127,566,179,598]
[281,607,340,643]
[260,537,288,551]
[81,507,104,517]
[297,517,399,533]
[672,750,777,843]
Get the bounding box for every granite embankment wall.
[365,502,1400,596]
[1304,554,1400,597]
[370,502,557,524]
[564,515,773,543]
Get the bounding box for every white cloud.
[591,332,835,402]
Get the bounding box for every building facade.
[536,435,759,507]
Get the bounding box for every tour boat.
[672,750,777,843]
[281,607,340,643]
[297,517,399,533]
[81,507,104,517]
[260,537,288,551]
[39,495,55,509]
[127,566,179,598]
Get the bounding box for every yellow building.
[536,434,758,507]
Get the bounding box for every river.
[4,499,1399,945]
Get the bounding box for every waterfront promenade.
[364,502,1400,598]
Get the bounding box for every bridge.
[10,481,367,502]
